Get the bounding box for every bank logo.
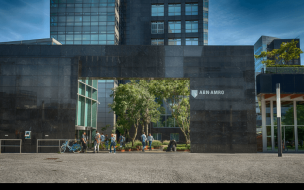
[191,90,198,98]
[191,90,225,98]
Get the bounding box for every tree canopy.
[255,40,303,66]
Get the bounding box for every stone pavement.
[0,152,304,183]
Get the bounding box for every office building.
[0,0,259,153]
[254,36,303,152]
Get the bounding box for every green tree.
[130,80,161,136]
[109,82,160,147]
[255,40,303,66]
[148,80,191,145]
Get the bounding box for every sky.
[0,0,303,63]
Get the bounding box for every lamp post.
[276,83,282,157]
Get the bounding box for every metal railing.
[36,139,81,153]
[0,139,22,153]
[263,67,304,74]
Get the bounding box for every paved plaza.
[0,151,304,183]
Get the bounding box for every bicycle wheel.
[74,144,81,152]
[60,145,66,153]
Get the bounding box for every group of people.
[80,131,154,153]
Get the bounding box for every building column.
[294,101,298,152]
[262,95,267,152]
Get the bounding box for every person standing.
[141,132,147,152]
[119,134,125,148]
[100,133,105,150]
[147,133,154,151]
[94,131,101,153]
[81,132,87,153]
[109,134,116,154]
[105,134,109,150]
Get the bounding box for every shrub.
[134,140,142,147]
[152,140,162,147]
[125,142,132,147]
[176,147,187,151]
[162,140,170,145]
[131,146,138,149]
[177,144,186,147]
[163,147,167,151]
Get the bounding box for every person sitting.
[167,140,177,152]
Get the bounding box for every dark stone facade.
[256,74,304,95]
[0,45,255,153]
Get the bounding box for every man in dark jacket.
[167,140,177,152]
[81,132,87,153]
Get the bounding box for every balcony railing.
[261,67,304,74]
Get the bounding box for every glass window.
[151,22,164,34]
[204,1,209,8]
[151,39,164,45]
[152,133,162,141]
[168,38,181,45]
[82,35,90,40]
[186,38,198,45]
[281,101,294,125]
[170,133,179,142]
[83,16,90,22]
[204,21,208,30]
[91,16,98,22]
[204,12,208,18]
[66,35,73,40]
[168,4,181,16]
[298,126,304,151]
[168,21,181,33]
[204,32,208,41]
[58,16,66,22]
[151,4,164,16]
[185,21,198,33]
[74,35,81,40]
[297,102,304,125]
[185,3,198,15]
[267,125,272,150]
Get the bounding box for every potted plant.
[134,140,142,149]
[125,147,131,151]
[132,146,139,151]
[121,147,125,152]
[116,146,121,151]
[163,147,167,151]
[152,140,162,149]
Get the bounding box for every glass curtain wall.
[97,80,116,136]
[76,79,98,135]
[50,0,116,45]
[262,99,304,152]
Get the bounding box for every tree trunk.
[131,119,139,147]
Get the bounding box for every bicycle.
[60,140,82,153]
